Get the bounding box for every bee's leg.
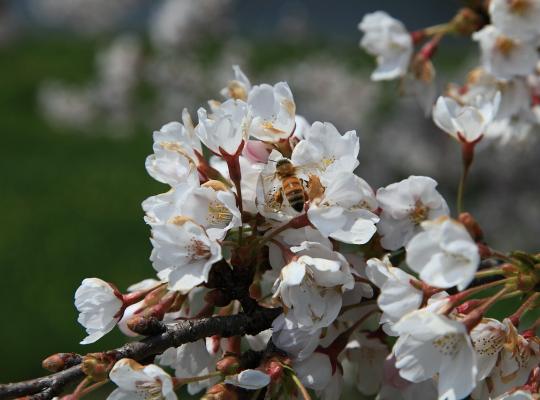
[273,188,284,206]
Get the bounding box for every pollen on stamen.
[207,201,233,227]
[495,36,517,58]
[135,380,163,400]
[508,0,533,15]
[409,200,429,225]
[188,238,212,261]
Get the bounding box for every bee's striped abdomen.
[282,177,305,212]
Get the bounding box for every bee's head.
[275,158,291,168]
[275,158,295,176]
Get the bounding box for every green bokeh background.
[0,37,159,384]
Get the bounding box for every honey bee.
[273,158,306,213]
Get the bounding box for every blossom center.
[508,0,532,15]
[227,81,247,100]
[262,121,285,135]
[495,36,518,58]
[188,238,211,260]
[409,201,429,224]
[321,156,336,169]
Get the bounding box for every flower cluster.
[359,2,540,146]
[67,59,540,400]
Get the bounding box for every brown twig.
[0,306,281,400]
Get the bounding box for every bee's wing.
[294,162,322,181]
[256,173,284,213]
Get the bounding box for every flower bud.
[202,180,229,192]
[126,315,166,336]
[459,212,484,241]
[216,354,240,375]
[141,285,168,308]
[81,353,110,382]
[450,7,483,36]
[477,243,491,259]
[42,353,82,372]
[456,299,483,315]
[501,263,519,274]
[517,273,536,292]
[264,359,284,381]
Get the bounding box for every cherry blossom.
[346,332,389,395]
[406,217,480,290]
[358,11,413,81]
[473,25,538,80]
[433,92,501,143]
[145,145,198,188]
[151,118,201,160]
[144,183,241,240]
[150,218,222,293]
[271,313,321,361]
[470,318,508,381]
[473,319,540,399]
[158,340,219,395]
[272,241,354,330]
[307,170,379,244]
[365,256,423,335]
[221,65,251,101]
[196,99,250,156]
[74,278,123,344]
[291,121,359,176]
[248,82,296,142]
[376,176,449,250]
[224,369,271,390]
[393,310,478,400]
[489,0,540,40]
[293,352,337,396]
[107,359,177,400]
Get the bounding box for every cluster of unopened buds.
[6,2,540,400]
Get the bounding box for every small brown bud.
[450,7,483,36]
[216,354,240,375]
[477,243,491,259]
[501,263,519,274]
[202,180,229,192]
[42,353,81,372]
[456,299,483,315]
[142,285,168,307]
[127,315,166,336]
[203,383,239,400]
[517,273,536,292]
[81,353,110,382]
[265,360,284,381]
[459,212,484,241]
[411,55,435,84]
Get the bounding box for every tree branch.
[0,306,281,400]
